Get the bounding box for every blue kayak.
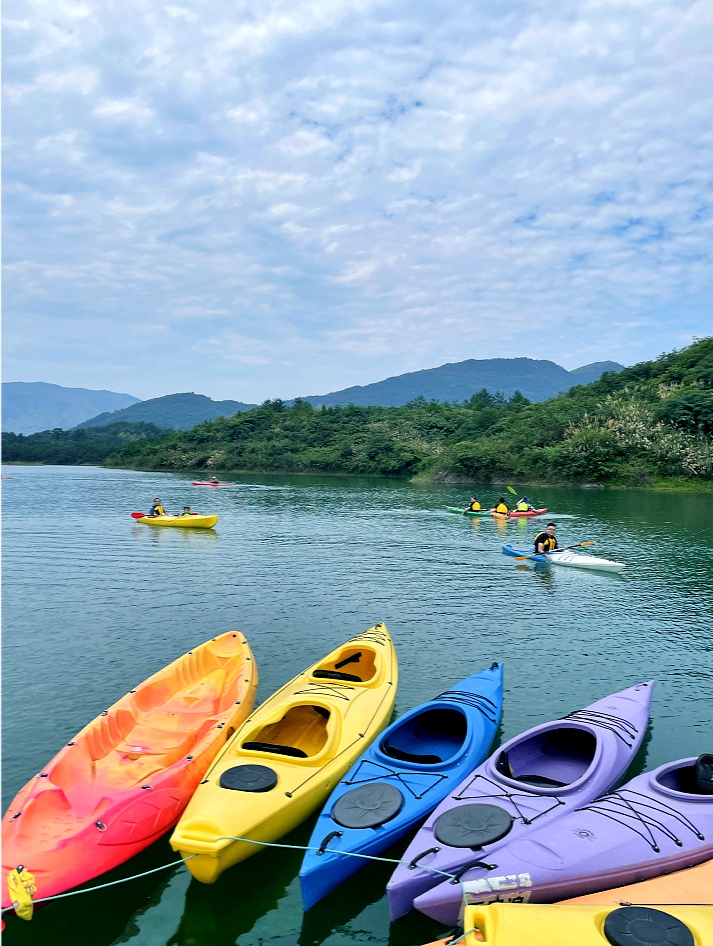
[298,662,504,910]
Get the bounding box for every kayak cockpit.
[381,708,468,766]
[311,647,377,684]
[495,726,598,789]
[242,704,331,759]
[655,755,713,796]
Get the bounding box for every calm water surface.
[2,466,712,945]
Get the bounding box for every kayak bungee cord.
[451,772,566,825]
[561,710,640,747]
[342,757,449,800]
[579,789,706,851]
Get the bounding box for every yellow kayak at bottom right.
[426,903,713,946]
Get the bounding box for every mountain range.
[2,358,624,434]
[1,382,140,435]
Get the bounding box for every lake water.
[2,465,712,945]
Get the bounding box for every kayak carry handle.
[407,846,440,869]
[449,859,497,884]
[317,830,343,855]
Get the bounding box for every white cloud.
[2,0,712,400]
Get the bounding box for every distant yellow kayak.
[136,514,218,529]
[170,623,397,883]
[422,903,713,945]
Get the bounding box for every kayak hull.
[507,508,547,518]
[171,624,397,884]
[502,545,625,573]
[299,662,504,910]
[455,756,713,907]
[386,682,653,922]
[191,482,232,487]
[1,633,257,908]
[137,514,219,528]
[422,903,713,946]
[562,857,713,905]
[446,507,491,518]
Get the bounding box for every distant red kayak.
[191,481,232,487]
[508,507,547,517]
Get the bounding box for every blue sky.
[3,0,712,402]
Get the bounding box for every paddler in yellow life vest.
[490,498,510,515]
[465,498,482,511]
[534,522,568,560]
[149,497,167,517]
[515,496,534,512]
[179,506,192,517]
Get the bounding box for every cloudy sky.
[3,0,712,402]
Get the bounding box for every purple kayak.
[452,754,713,909]
[387,681,653,922]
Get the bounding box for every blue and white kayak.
[298,662,504,910]
[502,545,625,573]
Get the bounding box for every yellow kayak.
[422,903,713,945]
[137,514,218,529]
[171,623,397,883]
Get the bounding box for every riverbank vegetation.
[2,422,172,466]
[6,340,712,486]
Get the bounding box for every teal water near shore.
[2,466,712,945]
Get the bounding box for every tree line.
[5,339,712,486]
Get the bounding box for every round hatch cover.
[219,764,277,793]
[604,907,694,946]
[434,804,513,848]
[332,783,404,829]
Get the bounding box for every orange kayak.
[562,857,713,905]
[2,632,257,909]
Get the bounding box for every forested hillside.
[105,339,713,487]
[3,423,172,466]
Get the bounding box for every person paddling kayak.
[490,498,510,514]
[465,497,482,511]
[534,522,569,560]
[148,497,167,516]
[515,495,535,512]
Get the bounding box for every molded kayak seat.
[242,742,308,758]
[332,784,404,829]
[384,746,443,765]
[313,670,362,683]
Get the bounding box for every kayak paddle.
[506,486,518,495]
[515,541,596,561]
[131,512,147,519]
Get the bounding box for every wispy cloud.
[3,0,712,400]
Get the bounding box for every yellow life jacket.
[516,502,529,511]
[468,502,481,511]
[153,505,167,516]
[536,535,557,552]
[495,503,509,514]
[7,867,36,921]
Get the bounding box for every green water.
[2,466,712,945]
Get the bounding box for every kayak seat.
[517,773,568,788]
[497,728,597,787]
[242,741,308,758]
[313,647,377,683]
[313,670,363,683]
[382,708,467,766]
[384,746,443,765]
[118,727,196,763]
[249,705,330,757]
